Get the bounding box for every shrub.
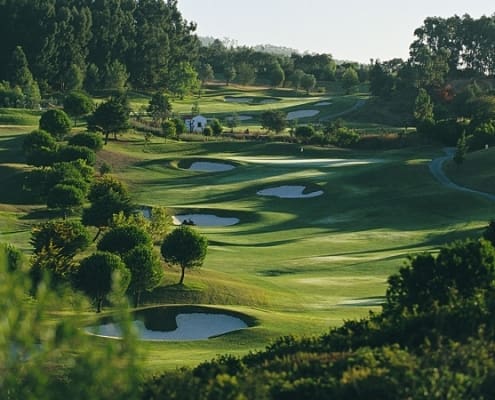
[39,109,72,139]
[68,132,104,151]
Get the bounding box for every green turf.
[1,103,494,373]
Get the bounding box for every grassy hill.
[0,88,493,372]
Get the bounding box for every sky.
[177,0,493,63]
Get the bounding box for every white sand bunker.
[315,101,332,106]
[88,313,248,341]
[339,298,385,306]
[257,185,323,199]
[224,96,253,103]
[173,214,240,226]
[188,161,235,172]
[226,115,253,121]
[260,99,279,104]
[287,110,320,120]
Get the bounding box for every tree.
[168,62,200,98]
[260,110,287,133]
[236,62,256,85]
[300,73,316,94]
[82,176,133,241]
[483,221,495,246]
[22,129,58,166]
[123,245,163,307]
[160,226,208,285]
[147,92,172,125]
[342,67,360,93]
[0,245,141,399]
[68,132,104,151]
[172,117,186,135]
[63,91,95,126]
[414,88,434,123]
[269,62,285,87]
[294,125,315,142]
[224,65,236,85]
[31,219,90,258]
[453,132,468,166]
[88,97,130,144]
[47,183,85,217]
[103,60,129,91]
[97,225,152,256]
[209,118,223,136]
[56,145,96,165]
[8,46,34,88]
[226,113,240,132]
[291,69,305,91]
[161,120,177,140]
[198,63,214,95]
[385,239,495,315]
[39,109,72,140]
[74,252,130,312]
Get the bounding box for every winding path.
[320,99,366,121]
[429,148,495,201]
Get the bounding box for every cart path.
[429,147,495,202]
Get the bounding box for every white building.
[184,115,207,133]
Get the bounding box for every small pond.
[173,214,240,227]
[87,306,251,341]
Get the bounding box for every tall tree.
[74,251,130,312]
[88,97,129,144]
[160,226,207,285]
[147,92,172,125]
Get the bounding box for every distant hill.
[199,36,300,56]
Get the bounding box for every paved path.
[429,148,495,201]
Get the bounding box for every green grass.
[1,101,493,374]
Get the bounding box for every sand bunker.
[173,214,240,226]
[88,313,248,341]
[257,185,323,199]
[226,115,253,121]
[287,110,320,120]
[188,161,235,172]
[260,99,279,104]
[315,101,332,106]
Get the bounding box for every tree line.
[0,0,198,95]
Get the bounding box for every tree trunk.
[92,227,102,242]
[96,298,102,313]
[179,266,185,285]
[134,291,141,308]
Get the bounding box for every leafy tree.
[269,62,285,87]
[290,69,305,91]
[82,176,133,240]
[342,66,360,93]
[209,118,223,136]
[22,129,58,166]
[64,64,84,92]
[172,117,186,135]
[103,60,129,91]
[123,245,163,307]
[161,120,177,140]
[168,62,200,99]
[63,91,96,126]
[260,110,287,133]
[198,62,214,85]
[385,239,495,315]
[224,65,236,85]
[39,109,72,140]
[97,225,152,256]
[300,73,316,94]
[294,125,315,142]
[202,126,212,138]
[453,132,468,166]
[47,183,85,217]
[8,45,34,88]
[236,62,256,85]
[74,251,130,312]
[88,97,129,144]
[414,88,434,124]
[56,145,96,165]
[68,132,104,151]
[31,219,90,258]
[147,92,172,125]
[160,226,208,285]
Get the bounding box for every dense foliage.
[0,0,198,92]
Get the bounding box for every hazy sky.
[177,0,492,63]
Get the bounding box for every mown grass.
[1,103,494,373]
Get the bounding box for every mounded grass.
[1,106,494,373]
